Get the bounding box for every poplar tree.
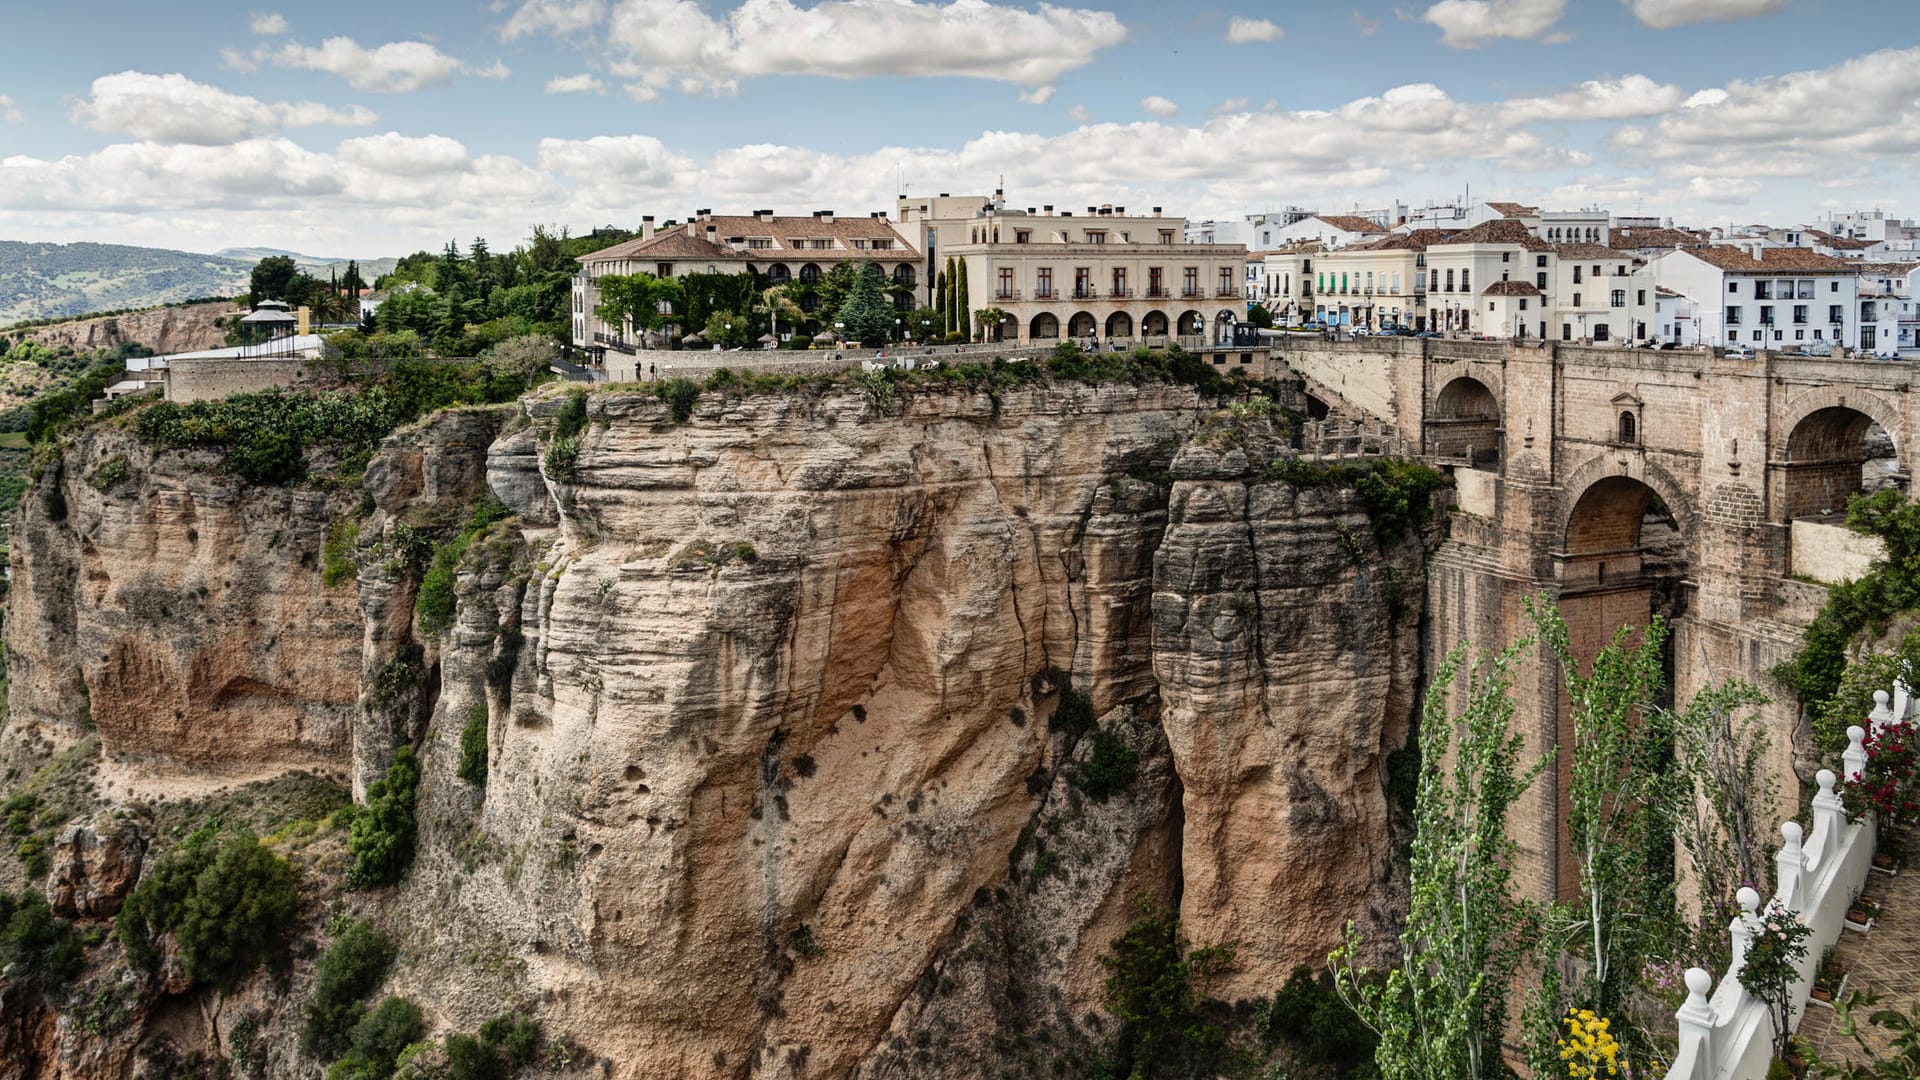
[1331,639,1548,1080]
[955,259,971,342]
[1526,595,1671,1021]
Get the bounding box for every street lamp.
[895,317,902,342]
[921,318,930,341]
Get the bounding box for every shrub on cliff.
[458,706,489,786]
[115,824,299,991]
[1776,489,1920,718]
[1101,895,1234,1078]
[1074,725,1139,802]
[417,496,511,636]
[304,919,397,1059]
[0,888,84,988]
[349,748,421,888]
[325,996,427,1080]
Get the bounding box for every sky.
[0,0,1915,258]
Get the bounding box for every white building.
[1653,288,1702,347]
[1855,261,1919,356]
[1264,214,1387,251]
[1650,246,1861,351]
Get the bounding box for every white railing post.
[1807,769,1844,867]
[1776,821,1807,911]
[1871,689,1893,735]
[1729,886,1762,976]
[1894,678,1912,721]
[1669,968,1717,1080]
[1844,724,1870,783]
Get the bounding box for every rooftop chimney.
[939,192,950,197]
[697,208,712,220]
[1043,204,1053,213]
[1153,206,1162,216]
[706,225,717,240]
[754,209,774,221]
[1087,206,1097,215]
[817,210,834,223]
[642,215,655,240]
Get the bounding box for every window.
[1815,329,1824,339]
[1341,272,1349,293]
[1159,230,1174,244]
[997,267,1015,298]
[1037,267,1054,298]
[1760,305,1773,325]
[1563,323,1572,340]
[1537,272,1548,289]
[1015,230,1030,244]
[1755,281,1772,300]
[1594,323,1610,341]
[1086,230,1107,244]
[1592,265,1601,279]
[1536,255,1548,268]
[1365,272,1374,292]
[1796,329,1806,340]
[1075,267,1093,298]
[1183,267,1199,296]
[1461,270,1471,293]
[1574,266,1583,284]
[1573,292,1582,308]
[1148,267,1163,297]
[1793,304,1808,324]
[1829,304,1844,323]
[1637,290,1646,305]
[870,239,891,249]
[1611,290,1626,308]
[1618,412,1636,444]
[1502,252,1511,263]
[1752,330,1762,342]
[1112,267,1127,295]
[1445,269,1455,292]
[1729,281,1739,294]
[1219,267,1234,295]
[1416,270,1427,290]
[1519,299,1529,311]
[1832,281,1840,292]
[1726,306,1742,325]
[747,238,773,249]
[1798,280,1815,299]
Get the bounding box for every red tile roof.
[1682,245,1854,272]
[1352,228,1460,252]
[1609,227,1704,250]
[579,214,919,265]
[1550,242,1625,260]
[1481,280,1541,296]
[1486,201,1538,218]
[1433,218,1550,251]
[1316,214,1386,234]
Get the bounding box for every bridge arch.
[1428,376,1501,466]
[1775,392,1905,521]
[1554,454,1699,569]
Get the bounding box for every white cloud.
[1019,85,1055,105]
[0,96,20,124]
[1681,175,1761,204]
[472,59,513,80]
[500,0,606,40]
[1140,95,1178,117]
[220,47,259,73]
[1225,16,1283,43]
[1422,0,1566,48]
[262,37,469,92]
[545,73,605,95]
[1624,0,1789,30]
[249,12,287,34]
[1214,97,1250,114]
[1066,104,1090,122]
[1352,12,1381,34]
[337,132,472,176]
[621,82,660,102]
[1503,75,1685,122]
[514,0,1129,93]
[71,71,375,145]
[1640,47,1920,162]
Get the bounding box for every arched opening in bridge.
[1553,474,1687,901]
[1304,393,1330,421]
[1029,312,1060,340]
[1429,376,1501,467]
[1782,406,1902,522]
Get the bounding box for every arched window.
[1619,411,1637,445]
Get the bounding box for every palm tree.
[757,283,803,343]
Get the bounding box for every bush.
[0,889,84,987]
[1102,895,1234,1079]
[459,706,489,787]
[1074,726,1139,802]
[114,825,298,991]
[349,748,421,888]
[1777,490,1920,716]
[1268,965,1378,1076]
[553,388,588,440]
[14,833,49,877]
[417,497,511,636]
[660,378,701,424]
[1049,684,1095,737]
[445,1033,506,1080]
[348,996,427,1073]
[304,919,397,1059]
[478,1013,540,1069]
[323,518,361,588]
[541,434,579,482]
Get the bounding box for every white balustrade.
[1664,712,1881,1079]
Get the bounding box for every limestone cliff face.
[1,380,1428,1078]
[12,302,234,357]
[6,427,362,785]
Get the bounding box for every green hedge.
[1776,489,1920,717]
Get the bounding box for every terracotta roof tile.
[1609,227,1703,250]
[1486,201,1537,218]
[579,214,919,265]
[1855,262,1920,276]
[1351,228,1459,252]
[1681,245,1854,272]
[1551,242,1628,260]
[1316,215,1386,234]
[1433,218,1550,251]
[1481,280,1541,296]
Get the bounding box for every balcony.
[1073,289,1097,300]
[1181,289,1203,299]
[1146,288,1168,299]
[1109,288,1134,299]
[1033,289,1058,300]
[1216,288,1240,298]
[593,332,636,354]
[995,289,1023,301]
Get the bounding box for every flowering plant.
[1841,717,1920,823]
[1739,905,1812,1062]
[1557,1008,1625,1078]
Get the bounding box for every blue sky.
[0,0,1915,256]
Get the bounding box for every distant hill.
[0,241,400,326]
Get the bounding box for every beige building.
[572,209,920,358]
[894,192,1249,344]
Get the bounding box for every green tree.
[904,304,941,341]
[593,273,684,342]
[811,261,860,324]
[1528,596,1672,1021]
[973,306,1010,342]
[1247,303,1275,329]
[702,310,750,348]
[943,257,957,335]
[935,270,949,336]
[249,255,299,306]
[1102,895,1234,1078]
[1332,639,1548,1080]
[349,748,421,888]
[1662,679,1775,973]
[834,261,895,346]
[955,259,970,342]
[304,919,397,1059]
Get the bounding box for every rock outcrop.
[45,809,147,919]
[1,377,1431,1078]
[11,302,235,357]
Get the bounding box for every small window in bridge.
[1619,412,1637,445]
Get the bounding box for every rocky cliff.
[1,378,1429,1077]
[9,302,235,357]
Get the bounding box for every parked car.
[1416,331,1444,339]
[1728,345,1756,359]
[1352,327,1372,337]
[1390,326,1419,337]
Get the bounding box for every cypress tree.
[956,260,970,342]
[935,270,948,335]
[944,256,958,337]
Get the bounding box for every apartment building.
[571,209,919,356]
[1650,246,1861,350]
[1270,229,1458,329]
[895,193,1249,343]
[1855,261,1919,356]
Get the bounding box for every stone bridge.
[1270,337,1916,903]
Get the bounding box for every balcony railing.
[1182,289,1203,298]
[1109,288,1134,299]
[995,289,1022,301]
[593,332,636,354]
[1073,289,1097,300]
[1034,289,1058,300]
[1216,288,1240,298]
[1146,288,1168,299]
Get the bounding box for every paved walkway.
[1799,823,1920,1064]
